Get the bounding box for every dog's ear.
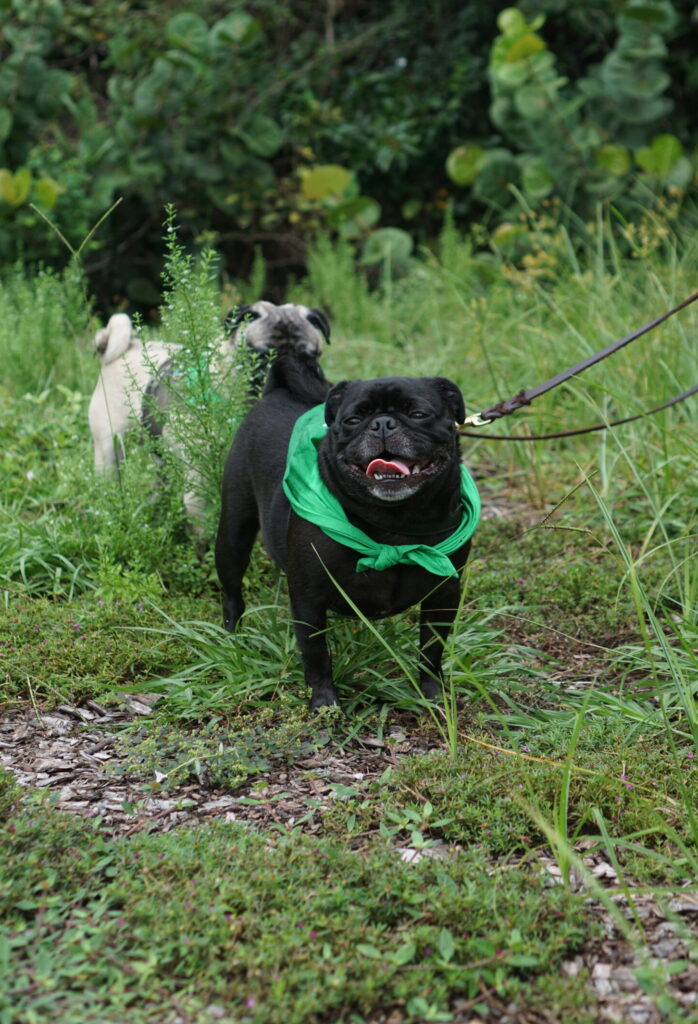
[430,377,466,424]
[306,308,331,345]
[325,380,350,425]
[225,305,261,334]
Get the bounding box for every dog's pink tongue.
[366,458,411,478]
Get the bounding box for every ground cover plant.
[1,209,697,1022]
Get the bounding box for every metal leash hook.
[460,289,698,440]
[462,411,493,428]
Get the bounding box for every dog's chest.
[328,560,437,619]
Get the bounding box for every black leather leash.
[459,289,698,441]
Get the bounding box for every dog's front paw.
[420,677,442,701]
[221,596,244,633]
[308,684,340,712]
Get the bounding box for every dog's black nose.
[370,415,397,436]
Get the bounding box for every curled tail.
[94,313,139,364]
[263,352,330,406]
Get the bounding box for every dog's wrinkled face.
[323,376,465,503]
[226,301,330,359]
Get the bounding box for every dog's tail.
[94,313,139,364]
[263,352,330,405]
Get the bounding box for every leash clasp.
[461,412,492,428]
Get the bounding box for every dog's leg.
[287,587,339,710]
[183,472,207,536]
[92,429,126,472]
[418,576,462,699]
[215,514,259,632]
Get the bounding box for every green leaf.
[619,3,676,33]
[514,84,555,120]
[497,9,526,35]
[238,116,284,158]
[438,927,455,962]
[165,13,209,55]
[0,167,32,206]
[328,196,381,236]
[521,156,554,198]
[506,32,545,63]
[35,947,52,979]
[490,221,528,256]
[401,198,421,220]
[360,227,413,266]
[665,156,693,189]
[507,953,540,966]
[13,167,32,204]
[595,144,631,177]
[491,61,532,88]
[472,151,520,207]
[390,941,416,965]
[446,145,485,186]
[211,12,262,47]
[33,176,63,209]
[357,943,382,959]
[300,164,353,200]
[635,133,683,176]
[0,108,11,143]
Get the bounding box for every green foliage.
[0,802,590,1024]
[368,723,698,864]
[0,593,208,704]
[7,0,696,307]
[0,768,21,823]
[0,262,90,394]
[0,0,498,306]
[446,2,696,232]
[113,704,326,789]
[152,207,255,520]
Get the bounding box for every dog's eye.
[344,415,363,426]
[408,410,428,419]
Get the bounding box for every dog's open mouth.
[363,457,434,481]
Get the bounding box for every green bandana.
[282,404,480,577]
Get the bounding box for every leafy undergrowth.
[321,721,698,882]
[0,770,592,1024]
[1,592,215,706]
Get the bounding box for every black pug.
[215,353,480,709]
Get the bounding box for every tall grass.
[0,261,92,396]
